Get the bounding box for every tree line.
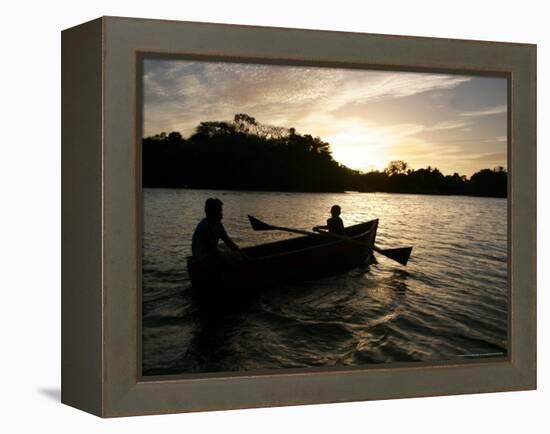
[143,113,507,198]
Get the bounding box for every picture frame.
[61,16,536,417]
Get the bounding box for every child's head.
[330,205,341,217]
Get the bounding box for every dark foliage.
[143,114,507,198]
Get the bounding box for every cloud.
[426,120,470,131]
[142,59,472,137]
[463,152,507,161]
[460,105,507,117]
[340,73,470,103]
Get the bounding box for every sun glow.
[324,124,391,172]
[331,146,388,172]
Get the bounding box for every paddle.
[248,215,412,266]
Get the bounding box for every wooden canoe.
[187,219,378,298]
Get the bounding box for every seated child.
[313,205,345,234]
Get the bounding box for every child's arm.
[313,219,331,232]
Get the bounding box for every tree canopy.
[143,114,507,198]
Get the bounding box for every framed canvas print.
[61,16,536,417]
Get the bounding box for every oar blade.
[248,215,274,231]
[378,246,413,266]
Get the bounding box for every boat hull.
[187,219,378,298]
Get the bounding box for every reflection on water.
[143,189,507,375]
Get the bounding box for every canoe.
[187,219,378,298]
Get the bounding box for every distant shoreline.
[143,115,507,199]
[143,185,507,199]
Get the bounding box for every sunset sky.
[143,59,507,176]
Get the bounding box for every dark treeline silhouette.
[143,113,351,192]
[352,161,507,198]
[143,114,507,198]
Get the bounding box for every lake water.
[142,189,507,375]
